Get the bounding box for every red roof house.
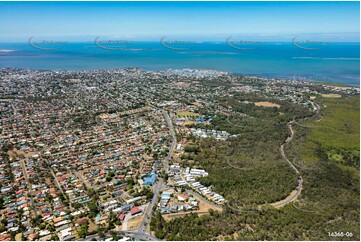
[118,213,125,220]
[130,207,142,216]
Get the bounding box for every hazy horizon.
[0,1,359,42]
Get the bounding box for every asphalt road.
[123,231,159,241]
[280,122,300,175]
[79,234,100,241]
[137,180,163,234]
[276,101,320,207]
[277,103,322,207]
[274,121,303,207]
[20,159,38,216]
[274,102,323,208]
[80,230,158,241]
[136,108,176,238]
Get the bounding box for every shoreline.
[0,67,358,88]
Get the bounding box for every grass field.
[254,101,281,108]
[321,93,342,98]
[176,111,200,117]
[182,121,197,126]
[316,82,351,87]
[126,215,143,230]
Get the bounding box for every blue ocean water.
[0,42,359,86]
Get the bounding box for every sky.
[0,1,359,42]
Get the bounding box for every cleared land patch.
[321,93,342,98]
[182,121,197,126]
[162,196,222,221]
[126,215,143,230]
[254,101,281,108]
[176,111,200,117]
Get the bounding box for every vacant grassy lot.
[321,93,342,98]
[127,215,143,230]
[176,111,200,117]
[254,101,281,108]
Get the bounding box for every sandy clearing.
[176,111,200,117]
[175,82,191,87]
[182,121,197,126]
[321,93,342,98]
[88,220,98,232]
[126,215,143,230]
[192,102,203,107]
[162,194,222,221]
[255,101,281,108]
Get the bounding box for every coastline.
[0,67,358,88]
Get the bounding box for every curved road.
[272,102,321,208]
[271,120,303,208]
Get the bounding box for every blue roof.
[143,174,157,185]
